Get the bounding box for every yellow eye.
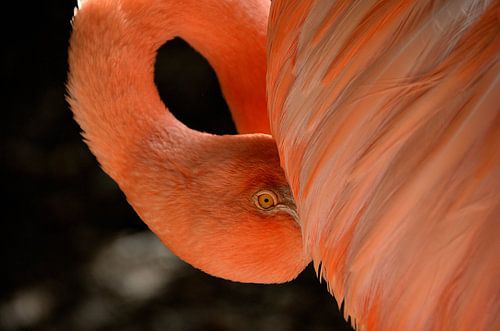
[255,191,277,209]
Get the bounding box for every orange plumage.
[268,0,499,330]
[68,0,499,329]
[67,0,310,284]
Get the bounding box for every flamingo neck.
[67,0,270,181]
[67,0,310,284]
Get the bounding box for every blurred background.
[1,1,353,330]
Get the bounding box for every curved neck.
[67,0,269,180]
[67,0,310,284]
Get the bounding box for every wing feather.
[268,0,500,329]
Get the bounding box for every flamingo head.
[119,129,311,284]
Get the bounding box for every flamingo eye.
[254,191,277,209]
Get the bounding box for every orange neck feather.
[67,0,309,284]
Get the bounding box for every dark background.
[2,1,353,330]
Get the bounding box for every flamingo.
[267,0,499,330]
[67,0,500,330]
[67,0,310,284]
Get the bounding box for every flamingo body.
[268,1,500,330]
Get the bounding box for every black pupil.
[264,198,269,203]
